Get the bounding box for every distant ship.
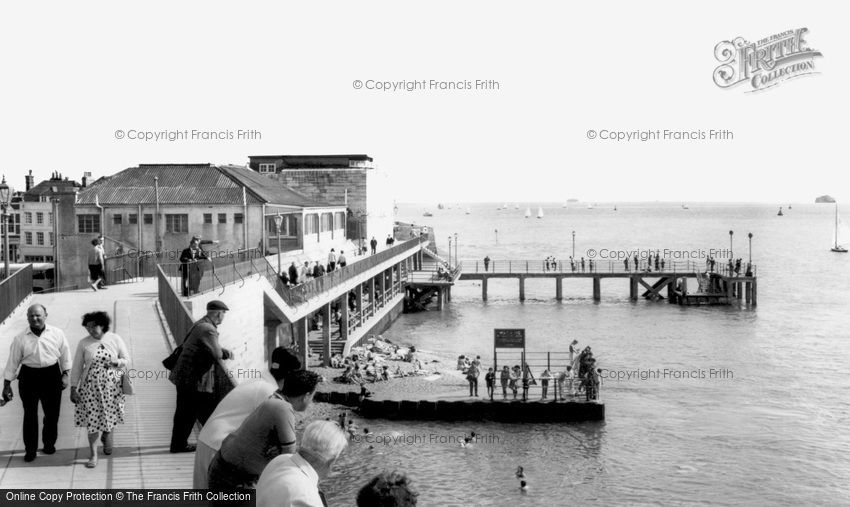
[567,198,578,203]
[537,207,544,219]
[777,207,784,216]
[614,205,617,211]
[682,204,689,210]
[437,203,444,210]
[465,208,471,215]
[423,211,433,217]
[587,204,594,209]
[831,203,846,253]
[525,207,531,218]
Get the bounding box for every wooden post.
[629,277,638,300]
[519,276,525,301]
[482,277,488,301]
[667,279,675,303]
[355,283,363,323]
[726,279,733,302]
[369,277,376,317]
[745,282,751,303]
[296,317,309,370]
[556,277,563,301]
[593,277,601,301]
[751,278,757,306]
[437,287,444,309]
[322,302,331,367]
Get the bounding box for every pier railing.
[157,248,268,297]
[464,259,756,277]
[492,350,602,401]
[1,264,33,324]
[274,239,421,306]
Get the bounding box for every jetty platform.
[458,259,757,305]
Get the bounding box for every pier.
[459,259,757,305]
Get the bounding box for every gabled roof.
[75,164,334,207]
[24,179,80,201]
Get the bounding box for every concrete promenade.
[0,280,195,488]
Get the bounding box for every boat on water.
[537,207,544,219]
[465,208,471,215]
[831,203,847,253]
[587,204,594,209]
[682,204,689,210]
[778,207,784,216]
[524,207,531,218]
[567,198,578,203]
[423,211,433,217]
[437,203,444,210]
[614,205,618,211]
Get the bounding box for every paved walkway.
[0,279,196,488]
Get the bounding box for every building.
[59,163,349,287]
[17,171,83,263]
[247,155,394,246]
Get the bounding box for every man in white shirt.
[256,420,348,507]
[327,249,337,272]
[2,304,71,462]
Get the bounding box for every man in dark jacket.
[169,300,233,453]
[370,237,378,255]
[287,261,299,285]
[180,236,208,297]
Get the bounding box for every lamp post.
[571,230,576,259]
[447,236,452,266]
[0,176,11,279]
[273,213,283,273]
[453,233,458,267]
[729,230,734,259]
[748,232,753,264]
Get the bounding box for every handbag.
[120,369,135,395]
[162,345,183,370]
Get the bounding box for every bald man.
[3,304,71,462]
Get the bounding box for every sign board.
[494,328,525,348]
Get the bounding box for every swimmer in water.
[516,466,525,479]
[520,480,528,492]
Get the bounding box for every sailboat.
[465,208,471,215]
[587,203,594,209]
[524,207,531,218]
[613,205,618,211]
[537,207,544,219]
[831,203,847,252]
[682,204,689,210]
[777,207,784,216]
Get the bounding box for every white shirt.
[257,453,323,507]
[327,251,337,263]
[70,332,131,387]
[198,381,276,449]
[4,324,71,381]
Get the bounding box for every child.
[485,368,496,401]
[500,366,510,399]
[509,366,520,399]
[521,373,530,401]
[540,369,552,399]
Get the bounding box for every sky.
[0,2,846,203]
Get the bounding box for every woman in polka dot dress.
[70,311,130,468]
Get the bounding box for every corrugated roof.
[75,164,335,207]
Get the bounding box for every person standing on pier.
[466,361,480,397]
[581,257,586,272]
[87,238,106,291]
[484,255,490,272]
[624,258,629,271]
[500,366,510,399]
[180,235,208,297]
[633,254,639,270]
[328,249,337,272]
[338,250,347,268]
[169,300,233,453]
[370,236,378,255]
[485,368,496,401]
[288,261,299,285]
[540,369,552,399]
[2,304,71,462]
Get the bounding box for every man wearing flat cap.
[180,235,208,297]
[169,299,233,453]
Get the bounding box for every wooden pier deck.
[457,259,757,305]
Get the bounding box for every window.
[304,214,318,235]
[259,163,275,174]
[48,212,53,225]
[204,213,212,224]
[36,212,44,224]
[218,213,227,224]
[25,212,32,224]
[129,214,137,225]
[25,232,32,245]
[165,214,188,233]
[143,214,153,225]
[77,214,101,233]
[320,213,332,232]
[334,212,345,230]
[234,213,243,224]
[49,232,54,246]
[113,214,122,225]
[36,232,44,245]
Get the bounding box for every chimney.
[25,170,34,191]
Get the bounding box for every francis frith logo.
[713,28,822,92]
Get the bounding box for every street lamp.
[571,230,576,259]
[273,213,283,273]
[0,176,11,279]
[447,236,452,266]
[747,232,753,264]
[728,230,734,259]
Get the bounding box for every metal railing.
[491,350,602,402]
[462,259,757,277]
[1,264,33,324]
[105,251,164,284]
[157,248,269,297]
[274,239,421,307]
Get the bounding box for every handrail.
[1,264,33,324]
[460,258,757,277]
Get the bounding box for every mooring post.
[322,302,332,367]
[519,276,526,301]
[745,282,751,303]
[629,277,638,300]
[437,287,444,309]
[751,278,757,306]
[667,279,675,303]
[556,276,563,301]
[482,277,488,301]
[296,317,309,370]
[593,277,601,301]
